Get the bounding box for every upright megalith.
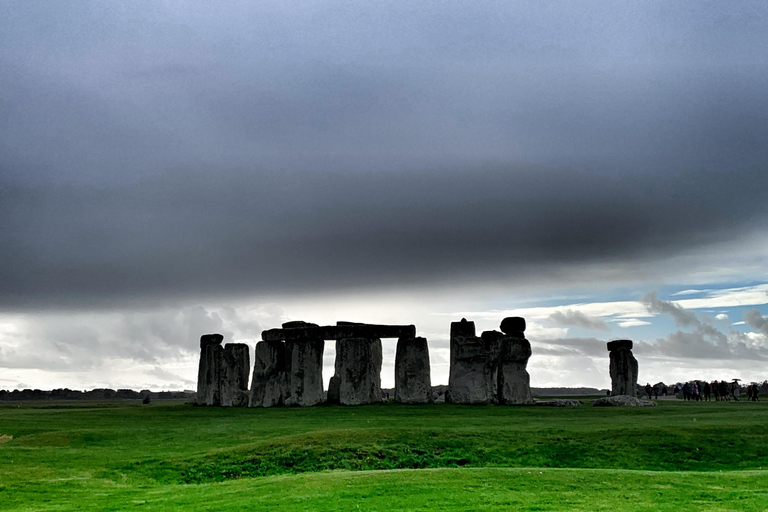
[285,337,325,406]
[196,334,224,406]
[447,317,533,405]
[497,335,533,405]
[395,337,432,404]
[607,339,638,397]
[333,337,382,405]
[249,340,288,408]
[220,343,250,407]
[497,317,533,405]
[447,319,492,404]
[481,330,504,403]
[196,335,251,407]
[278,321,324,407]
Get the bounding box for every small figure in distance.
[645,383,652,399]
[731,379,741,402]
[142,395,151,405]
[719,380,730,401]
[703,381,711,401]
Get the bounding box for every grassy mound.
[1,399,767,510]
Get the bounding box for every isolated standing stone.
[285,338,325,406]
[395,337,432,404]
[607,339,638,397]
[447,319,492,404]
[249,340,288,408]
[497,336,533,405]
[196,334,224,406]
[333,337,382,405]
[220,343,250,407]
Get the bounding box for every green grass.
[1,399,767,510]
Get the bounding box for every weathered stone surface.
[447,319,491,404]
[395,337,432,404]
[333,337,382,405]
[500,317,526,335]
[607,339,633,351]
[249,340,288,407]
[263,323,415,342]
[497,336,533,405]
[608,340,638,397]
[481,330,504,403]
[534,399,582,406]
[327,375,341,404]
[593,395,656,407]
[196,334,223,406]
[285,338,324,406]
[220,343,250,407]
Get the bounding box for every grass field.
[1,398,767,511]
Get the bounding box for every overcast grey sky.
[1,1,767,390]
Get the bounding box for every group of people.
[655,380,762,402]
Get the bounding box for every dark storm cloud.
[1,1,767,310]
[1,1,766,184]
[2,164,768,310]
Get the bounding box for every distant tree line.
[0,388,196,401]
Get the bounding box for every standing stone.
[327,375,341,404]
[249,340,288,407]
[481,330,504,404]
[497,335,533,405]
[285,338,325,406]
[607,339,638,397]
[447,319,492,404]
[333,337,382,405]
[395,337,432,404]
[196,334,224,406]
[220,343,250,407]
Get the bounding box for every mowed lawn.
[1,399,767,511]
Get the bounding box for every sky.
[1,1,767,392]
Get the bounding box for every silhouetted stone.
[447,319,491,404]
[196,334,224,405]
[593,395,656,407]
[607,339,632,351]
[263,323,415,342]
[200,333,224,348]
[249,340,288,407]
[497,336,533,405]
[285,338,324,406]
[607,339,638,397]
[395,337,432,404]
[142,395,151,405]
[327,375,341,404]
[333,337,382,405]
[220,343,250,407]
[282,321,319,329]
[500,317,526,335]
